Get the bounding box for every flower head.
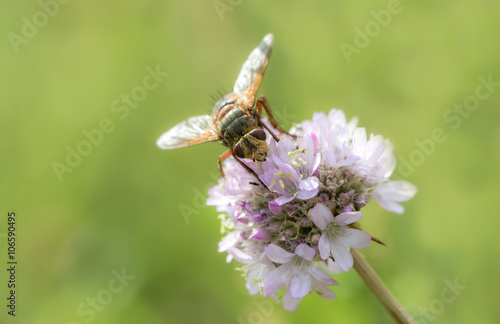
[207,109,417,311]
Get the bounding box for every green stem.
[351,249,416,324]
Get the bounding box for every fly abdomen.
[218,107,258,147]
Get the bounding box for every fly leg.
[256,96,293,136]
[219,149,268,189]
[218,150,232,178]
[232,154,268,189]
[259,122,280,142]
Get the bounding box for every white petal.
[333,211,363,226]
[262,267,289,297]
[330,240,353,272]
[375,181,417,202]
[366,134,386,161]
[227,247,254,264]
[298,176,319,191]
[218,232,239,252]
[373,181,417,214]
[334,155,361,168]
[322,149,338,166]
[295,243,316,261]
[340,228,372,250]
[310,153,321,175]
[328,109,347,126]
[381,139,396,178]
[295,187,319,200]
[325,258,343,274]
[376,199,405,214]
[318,233,331,260]
[351,127,367,155]
[265,244,295,263]
[282,287,303,312]
[277,137,296,161]
[309,265,336,285]
[309,203,334,230]
[347,115,359,134]
[289,273,311,298]
[313,281,337,300]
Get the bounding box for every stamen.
[288,149,305,156]
[270,171,292,188]
[274,171,287,178]
[288,149,307,167]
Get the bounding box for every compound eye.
[249,128,266,141]
[233,143,245,158]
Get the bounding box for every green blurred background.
[1,0,499,323]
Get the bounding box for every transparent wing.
[233,33,273,105]
[157,115,219,149]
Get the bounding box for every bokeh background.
[1,1,499,323]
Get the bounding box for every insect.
[157,34,289,185]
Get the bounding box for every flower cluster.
[207,109,417,311]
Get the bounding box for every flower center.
[270,171,297,195]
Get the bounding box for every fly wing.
[233,34,273,105]
[157,115,219,149]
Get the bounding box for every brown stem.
[351,249,416,324]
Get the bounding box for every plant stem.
[351,249,415,324]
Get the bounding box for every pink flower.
[310,203,371,271]
[204,109,417,311]
[263,243,338,308]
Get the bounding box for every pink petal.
[313,282,337,300]
[295,187,318,200]
[330,240,353,272]
[274,195,295,206]
[347,115,359,133]
[294,243,316,260]
[310,153,321,173]
[227,247,253,264]
[309,203,334,230]
[366,134,386,161]
[328,109,347,125]
[298,176,319,191]
[351,127,367,155]
[309,266,336,286]
[322,149,338,166]
[299,133,314,151]
[268,200,283,215]
[325,258,343,274]
[334,155,361,168]
[262,267,288,297]
[289,273,311,298]
[376,199,405,214]
[277,137,297,161]
[340,228,372,250]
[218,231,239,252]
[333,211,363,226]
[282,287,303,312]
[318,233,331,260]
[249,228,269,240]
[265,244,295,263]
[375,181,417,202]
